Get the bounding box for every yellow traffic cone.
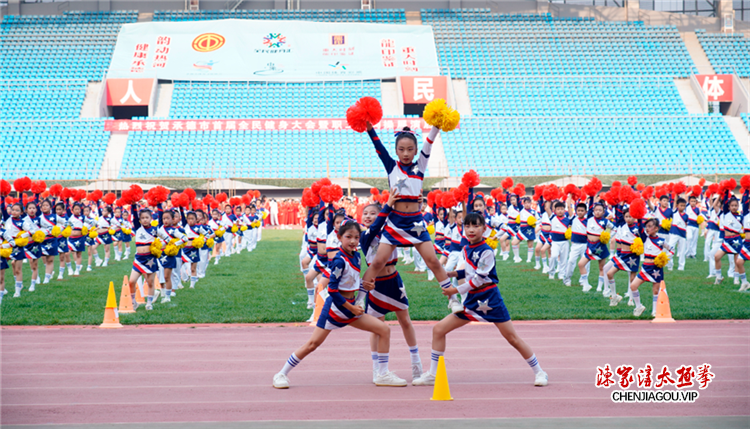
[118,275,135,314]
[100,281,123,329]
[431,355,453,401]
[652,281,675,323]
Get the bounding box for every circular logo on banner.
[192,33,225,52]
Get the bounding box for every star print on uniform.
[654,271,661,280]
[399,285,406,299]
[594,246,603,255]
[395,177,408,193]
[472,251,480,262]
[411,165,419,174]
[43,243,52,250]
[476,299,493,314]
[145,259,155,268]
[627,258,637,268]
[331,266,343,279]
[411,222,426,235]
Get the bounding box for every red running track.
[1,320,748,425]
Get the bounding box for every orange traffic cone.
[100,281,123,329]
[652,281,675,323]
[310,282,326,326]
[119,275,135,314]
[135,279,145,304]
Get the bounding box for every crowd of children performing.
[0,180,267,310]
[274,97,749,390]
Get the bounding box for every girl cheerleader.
[1,224,9,304]
[686,195,701,259]
[512,197,536,264]
[666,198,688,271]
[563,201,592,288]
[272,220,407,389]
[157,210,187,303]
[129,207,170,311]
[94,206,115,268]
[361,190,424,383]
[55,202,72,279]
[704,196,721,267]
[535,200,553,273]
[39,199,68,284]
[444,209,465,313]
[302,207,319,310]
[738,188,750,292]
[67,203,88,276]
[3,203,38,297]
[603,210,640,306]
[412,212,548,387]
[196,210,213,279]
[496,202,511,260]
[112,206,124,261]
[169,209,185,292]
[712,191,744,286]
[121,209,133,260]
[23,201,43,291]
[221,205,235,257]
[506,194,522,262]
[209,209,225,265]
[181,211,205,289]
[547,201,571,281]
[362,123,454,299]
[629,219,673,317]
[83,205,101,272]
[577,203,613,293]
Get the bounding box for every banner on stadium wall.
[103,117,455,132]
[400,76,448,103]
[108,19,439,82]
[106,78,154,106]
[697,74,733,102]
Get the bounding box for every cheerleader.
[413,212,548,387]
[39,199,68,284]
[221,205,234,257]
[577,203,614,293]
[181,211,204,289]
[506,194,523,262]
[272,220,407,389]
[363,123,453,296]
[563,201,591,287]
[667,198,689,271]
[3,203,38,297]
[496,203,511,260]
[706,196,724,278]
[121,209,133,260]
[738,189,750,292]
[129,207,170,311]
[247,205,259,252]
[83,205,100,272]
[196,210,212,278]
[713,192,744,285]
[209,209,225,265]
[535,200,553,273]
[66,203,87,276]
[94,206,115,268]
[603,210,640,306]
[170,209,185,291]
[444,209,465,313]
[361,190,424,383]
[686,196,701,258]
[0,224,9,304]
[547,201,571,281]
[112,206,125,261]
[651,195,673,241]
[54,202,72,279]
[23,202,43,290]
[629,219,673,317]
[302,207,319,309]
[157,210,187,303]
[241,206,252,252]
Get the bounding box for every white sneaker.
[214,259,219,265]
[272,373,290,389]
[13,287,22,298]
[161,295,171,304]
[412,372,436,386]
[412,362,423,380]
[102,261,108,268]
[542,266,549,274]
[132,301,140,311]
[373,368,378,384]
[609,294,622,307]
[734,277,740,285]
[513,257,522,263]
[306,299,314,309]
[153,289,160,302]
[596,283,603,292]
[581,282,592,293]
[374,371,407,387]
[627,297,634,307]
[57,272,64,280]
[43,276,50,285]
[448,298,463,314]
[306,312,315,323]
[68,267,74,276]
[677,267,684,271]
[633,304,646,317]
[714,276,724,285]
[602,287,610,298]
[95,259,103,267]
[563,279,572,287]
[86,266,92,272]
[427,271,435,281]
[29,283,35,292]
[706,274,715,279]
[534,370,549,386]
[198,273,205,279]
[740,282,750,292]
[548,273,555,280]
[145,303,153,311]
[534,263,541,270]
[502,254,509,261]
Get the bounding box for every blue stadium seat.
[695,30,750,77]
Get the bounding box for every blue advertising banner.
[108,19,440,81]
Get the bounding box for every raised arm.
[416,127,439,175]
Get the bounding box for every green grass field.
[1,229,748,325]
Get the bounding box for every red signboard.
[106,79,154,106]
[401,76,448,104]
[103,117,457,132]
[697,74,733,102]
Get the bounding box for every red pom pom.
[215,192,228,204]
[589,177,603,193]
[583,184,597,197]
[666,183,674,193]
[103,192,116,205]
[192,200,205,211]
[513,183,526,197]
[655,185,666,198]
[60,188,73,201]
[253,190,261,199]
[40,191,50,199]
[183,188,196,201]
[128,185,144,204]
[453,185,469,204]
[611,181,622,189]
[426,190,437,207]
[721,178,737,192]
[13,177,31,193]
[319,178,332,187]
[495,192,507,203]
[22,193,34,206]
[698,178,706,187]
[690,185,702,197]
[30,180,46,195]
[564,183,578,197]
[629,198,647,220]
[641,186,654,200]
[229,196,241,206]
[378,190,390,205]
[741,175,750,191]
[241,195,252,206]
[311,181,323,196]
[619,186,635,204]
[370,187,380,197]
[461,170,481,188]
[501,177,514,190]
[441,191,457,208]
[627,176,638,187]
[87,190,102,202]
[145,186,169,206]
[203,194,215,206]
[543,185,560,202]
[346,97,383,133]
[673,181,687,196]
[636,183,646,191]
[0,180,11,197]
[48,183,62,197]
[319,185,334,204]
[706,183,720,197]
[5,196,16,205]
[533,185,544,201]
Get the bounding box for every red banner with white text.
[697,74,733,102]
[104,118,455,132]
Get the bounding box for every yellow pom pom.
[661,218,671,231]
[252,220,261,228]
[489,229,497,238]
[32,230,45,243]
[485,237,498,250]
[231,225,239,233]
[88,228,98,239]
[108,228,116,236]
[427,224,435,235]
[215,228,225,237]
[423,98,448,128]
[50,226,61,237]
[565,227,572,240]
[262,211,268,220]
[440,109,460,132]
[696,215,705,225]
[122,228,132,235]
[150,238,163,257]
[631,237,644,256]
[61,226,72,238]
[15,233,28,248]
[151,220,158,227]
[192,235,206,249]
[654,251,669,268]
[599,230,611,244]
[164,239,180,256]
[742,233,747,240]
[240,225,248,232]
[81,226,89,236]
[206,237,215,248]
[526,215,536,228]
[0,246,11,259]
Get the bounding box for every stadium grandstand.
[1,0,749,188]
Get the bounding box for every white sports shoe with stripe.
[412,372,436,386]
[374,371,407,387]
[534,370,549,386]
[273,373,289,389]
